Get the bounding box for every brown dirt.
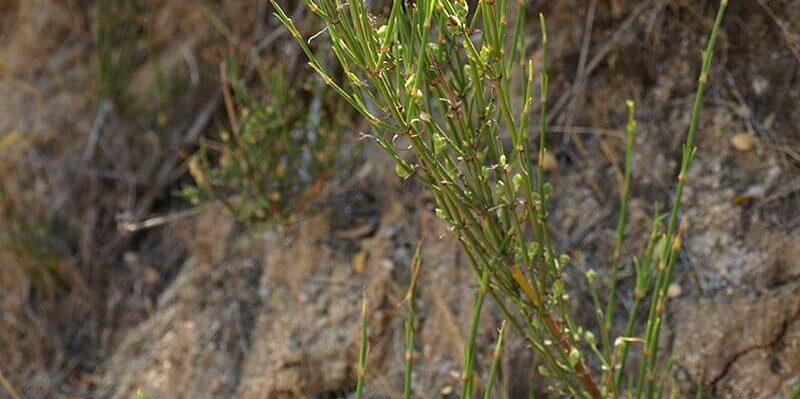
[1,0,800,398]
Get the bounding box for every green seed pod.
[527,242,539,257]
[395,162,411,180]
[584,331,596,346]
[653,234,668,262]
[377,25,388,41]
[543,182,553,198]
[463,64,473,77]
[480,45,492,64]
[404,73,416,92]
[568,348,581,367]
[552,280,564,297]
[538,365,549,377]
[512,173,523,191]
[433,133,446,156]
[585,269,597,284]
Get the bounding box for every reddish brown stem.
[542,313,603,399]
[511,265,602,398]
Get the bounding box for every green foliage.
[270,0,727,397]
[790,381,800,399]
[0,185,69,300]
[182,59,346,224]
[94,0,139,105]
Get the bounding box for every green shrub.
[0,184,69,299]
[182,58,347,224]
[94,0,139,105]
[272,0,728,397]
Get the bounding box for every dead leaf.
[541,151,558,173]
[335,223,377,240]
[352,250,368,274]
[0,131,23,153]
[403,243,422,303]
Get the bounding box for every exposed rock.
[671,280,800,398]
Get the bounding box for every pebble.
[731,133,756,152]
[667,283,683,298]
[541,151,558,173]
[752,75,770,97]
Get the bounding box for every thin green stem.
[462,272,490,399]
[483,320,507,399]
[639,2,727,396]
[404,245,422,399]
[602,100,637,361]
[356,292,369,399]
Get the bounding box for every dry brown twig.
[0,369,22,399]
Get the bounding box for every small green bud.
[552,280,564,297]
[395,162,411,180]
[585,269,597,284]
[543,182,553,197]
[377,25,388,40]
[558,254,571,268]
[433,133,446,156]
[584,331,596,346]
[435,208,447,220]
[538,365,549,377]
[568,348,581,367]
[512,173,523,191]
[480,45,492,63]
[404,73,416,92]
[653,234,668,262]
[499,154,507,168]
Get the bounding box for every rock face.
[94,181,500,398]
[93,214,255,398]
[670,241,800,398]
[671,281,800,398]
